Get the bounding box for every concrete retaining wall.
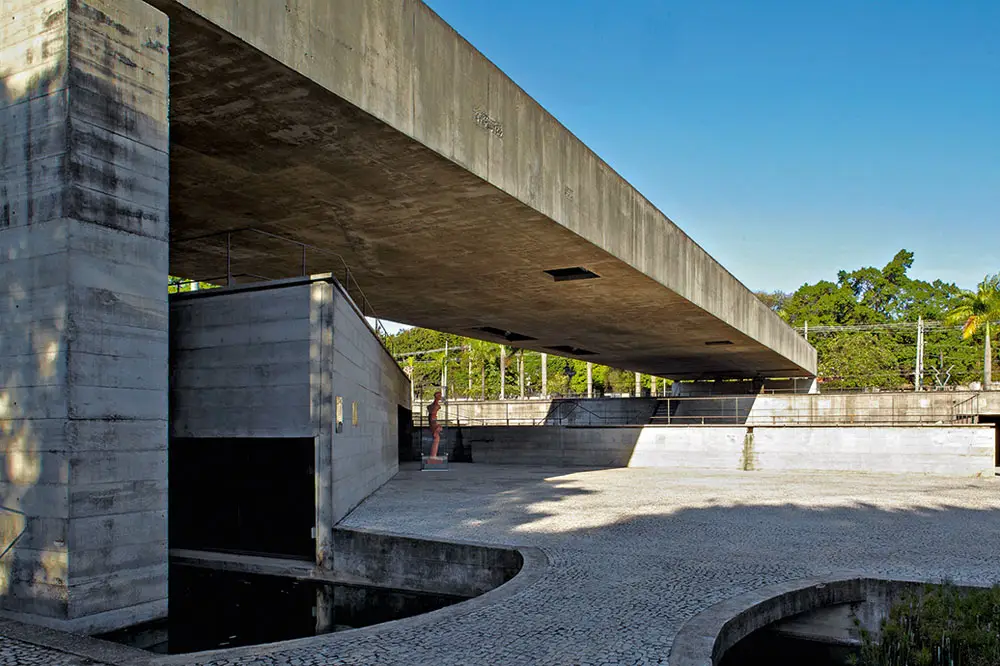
[332,528,522,598]
[455,425,994,476]
[416,398,657,428]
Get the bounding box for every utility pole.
[635,372,641,397]
[442,341,449,422]
[499,346,506,400]
[541,353,548,398]
[915,317,924,391]
[804,320,808,341]
[518,350,525,399]
[586,362,593,398]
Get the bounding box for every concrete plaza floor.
[5,464,1000,665]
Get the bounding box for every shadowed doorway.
[170,437,315,560]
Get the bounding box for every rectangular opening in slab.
[705,340,734,346]
[545,345,597,356]
[544,266,601,281]
[473,326,537,342]
[170,437,315,560]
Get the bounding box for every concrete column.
[1,0,169,632]
[635,372,642,397]
[587,362,593,398]
[541,353,548,398]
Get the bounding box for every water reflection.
[98,564,468,654]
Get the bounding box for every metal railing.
[410,394,978,428]
[954,393,980,424]
[0,505,27,561]
[171,227,393,344]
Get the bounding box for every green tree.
[754,290,790,313]
[946,273,1000,388]
[854,583,1000,666]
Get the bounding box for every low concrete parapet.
[453,424,995,476]
[332,528,523,598]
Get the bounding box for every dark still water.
[97,565,467,654]
[719,630,859,666]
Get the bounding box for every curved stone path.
[4,464,1000,665]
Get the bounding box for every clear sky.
[423,0,999,294]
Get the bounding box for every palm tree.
[466,339,496,400]
[946,273,1000,389]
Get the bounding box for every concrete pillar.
[587,362,593,398]
[541,353,548,398]
[1,0,169,632]
[635,372,642,397]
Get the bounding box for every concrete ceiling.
[156,0,816,379]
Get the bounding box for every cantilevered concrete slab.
[153,0,816,379]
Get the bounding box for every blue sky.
[424,0,999,294]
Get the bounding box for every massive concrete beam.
[155,0,816,379]
[1,0,169,632]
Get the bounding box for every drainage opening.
[474,326,537,342]
[705,340,734,346]
[544,266,600,282]
[545,345,597,356]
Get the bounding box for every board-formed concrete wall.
[170,276,410,566]
[459,425,994,476]
[329,284,411,524]
[1,0,169,633]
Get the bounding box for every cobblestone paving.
[0,635,107,665]
[3,465,1000,665]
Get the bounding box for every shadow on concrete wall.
[1,54,71,618]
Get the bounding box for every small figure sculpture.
[428,390,443,458]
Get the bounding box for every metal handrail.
[0,505,27,561]
[172,227,393,345]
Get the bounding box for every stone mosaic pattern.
[3,465,1000,665]
[0,635,106,665]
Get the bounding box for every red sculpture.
[428,391,443,457]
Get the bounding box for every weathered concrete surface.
[147,0,815,380]
[455,424,994,476]
[331,528,522,599]
[170,276,410,566]
[415,397,660,427]
[0,0,169,632]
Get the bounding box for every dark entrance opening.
[170,437,315,559]
[979,415,1000,466]
[398,405,416,462]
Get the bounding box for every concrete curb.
[0,543,547,666]
[149,544,548,665]
[0,618,155,666]
[667,572,989,666]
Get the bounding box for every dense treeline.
[761,249,994,389]
[388,250,998,399]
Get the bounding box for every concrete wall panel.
[459,424,994,476]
